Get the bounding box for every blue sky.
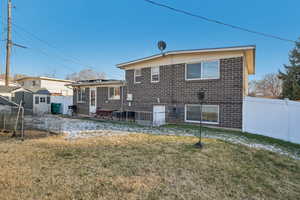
[0,0,299,80]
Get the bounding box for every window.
[108,87,120,100]
[32,81,36,86]
[151,66,160,82]
[185,104,219,124]
[47,96,51,104]
[35,96,39,104]
[134,69,142,83]
[186,60,220,80]
[40,97,46,103]
[77,88,86,103]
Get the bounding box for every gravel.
[25,115,300,160]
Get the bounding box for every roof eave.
[68,81,125,87]
[116,45,256,69]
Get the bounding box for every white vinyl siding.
[185,104,219,124]
[151,66,160,83]
[186,60,220,80]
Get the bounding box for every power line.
[144,0,296,43]
[12,29,76,72]
[11,22,94,68]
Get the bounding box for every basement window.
[185,104,219,124]
[108,87,120,100]
[186,60,220,80]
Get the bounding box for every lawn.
[0,132,299,200]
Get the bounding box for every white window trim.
[151,66,160,83]
[108,87,121,100]
[134,69,142,84]
[184,104,219,125]
[185,60,220,81]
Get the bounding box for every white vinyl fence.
[51,96,73,115]
[243,97,300,144]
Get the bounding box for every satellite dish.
[158,41,167,53]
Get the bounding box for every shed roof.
[0,95,19,106]
[67,80,125,87]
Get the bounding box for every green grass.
[0,132,299,200]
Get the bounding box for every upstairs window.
[134,69,142,84]
[77,88,86,103]
[108,87,121,100]
[186,60,220,80]
[151,66,160,83]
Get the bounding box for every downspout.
[121,82,126,112]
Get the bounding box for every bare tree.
[43,70,57,78]
[249,73,282,97]
[66,69,106,81]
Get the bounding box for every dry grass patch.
[0,133,299,200]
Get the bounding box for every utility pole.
[5,0,12,87]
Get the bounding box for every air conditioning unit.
[127,94,133,101]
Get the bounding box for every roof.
[116,45,256,74]
[0,86,20,93]
[27,88,51,95]
[68,79,125,87]
[15,76,74,83]
[0,95,19,106]
[15,87,51,95]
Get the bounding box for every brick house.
[71,45,255,129]
[117,45,255,129]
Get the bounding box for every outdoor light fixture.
[195,90,205,148]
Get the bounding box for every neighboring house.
[70,45,255,129]
[68,79,125,115]
[15,76,73,96]
[0,86,20,101]
[14,88,51,115]
[0,74,19,86]
[15,76,74,114]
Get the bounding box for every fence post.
[3,116,6,131]
[21,108,24,140]
[285,99,290,142]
